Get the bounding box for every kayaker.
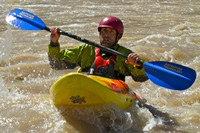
[48,16,148,82]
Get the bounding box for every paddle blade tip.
[144,61,197,91]
[6,8,46,30]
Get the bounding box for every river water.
[0,0,200,132]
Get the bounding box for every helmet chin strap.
[111,33,120,48]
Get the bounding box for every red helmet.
[98,16,124,39]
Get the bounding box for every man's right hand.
[50,27,60,43]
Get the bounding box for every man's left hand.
[125,53,141,65]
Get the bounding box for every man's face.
[99,27,118,48]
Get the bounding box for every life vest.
[89,43,118,79]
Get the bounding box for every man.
[48,16,148,82]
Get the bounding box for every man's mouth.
[103,38,110,42]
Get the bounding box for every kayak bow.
[50,73,136,109]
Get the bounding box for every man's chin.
[102,43,112,48]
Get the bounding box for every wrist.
[136,65,143,69]
[50,41,59,47]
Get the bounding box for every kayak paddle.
[6,8,196,90]
[136,98,177,126]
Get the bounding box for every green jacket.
[48,43,148,82]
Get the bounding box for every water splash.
[0,25,14,96]
[0,25,13,66]
[57,104,148,132]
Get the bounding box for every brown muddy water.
[0,0,200,132]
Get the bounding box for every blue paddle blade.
[6,8,46,30]
[143,61,196,90]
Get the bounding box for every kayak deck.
[50,73,136,109]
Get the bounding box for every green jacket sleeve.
[48,43,82,63]
[48,43,95,70]
[115,44,148,82]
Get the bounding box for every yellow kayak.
[50,73,136,109]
